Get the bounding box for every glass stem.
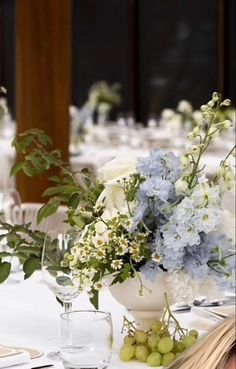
[64,302,72,313]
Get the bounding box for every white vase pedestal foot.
[128,309,164,331]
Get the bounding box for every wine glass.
[0,188,22,224]
[0,189,23,282]
[41,229,80,360]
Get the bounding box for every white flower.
[94,221,107,234]
[208,126,220,139]
[192,110,203,123]
[91,235,106,248]
[111,259,123,270]
[97,155,137,182]
[94,248,106,260]
[175,177,189,196]
[191,183,220,208]
[161,109,175,120]
[94,281,105,290]
[95,155,137,218]
[177,100,193,114]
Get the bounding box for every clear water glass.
[41,229,80,360]
[60,310,113,369]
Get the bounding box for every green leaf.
[14,246,41,257]
[28,155,43,171]
[71,215,85,229]
[48,176,62,184]
[10,162,25,177]
[22,162,34,177]
[0,262,11,283]
[37,200,60,224]
[43,186,62,197]
[68,193,80,209]
[89,289,99,309]
[0,251,12,258]
[23,257,41,279]
[120,263,131,280]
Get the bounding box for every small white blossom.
[191,183,220,208]
[192,110,203,123]
[111,259,123,270]
[161,108,175,120]
[94,281,105,290]
[177,100,192,114]
[175,177,189,196]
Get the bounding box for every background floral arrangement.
[70,80,121,145]
[160,97,236,133]
[0,92,235,307]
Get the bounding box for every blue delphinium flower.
[183,233,234,281]
[140,178,173,202]
[132,148,182,231]
[183,243,211,280]
[137,148,182,183]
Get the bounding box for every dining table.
[0,271,225,369]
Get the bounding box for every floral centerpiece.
[61,92,235,305]
[0,92,235,309]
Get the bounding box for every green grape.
[175,352,182,359]
[189,329,199,339]
[162,352,175,367]
[172,340,185,353]
[158,337,174,354]
[124,335,136,345]
[147,333,160,351]
[151,320,163,333]
[119,344,135,361]
[134,329,148,344]
[135,345,150,362]
[182,335,196,349]
[147,352,162,367]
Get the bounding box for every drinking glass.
[0,188,22,224]
[60,310,113,369]
[0,189,23,282]
[41,229,80,360]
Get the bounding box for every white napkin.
[0,351,30,368]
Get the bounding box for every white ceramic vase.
[109,269,172,330]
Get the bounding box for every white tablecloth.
[0,272,213,369]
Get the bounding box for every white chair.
[21,202,70,233]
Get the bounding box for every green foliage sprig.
[0,128,103,285]
[0,223,45,282]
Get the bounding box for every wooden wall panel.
[15,0,72,202]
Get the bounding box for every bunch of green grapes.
[119,319,198,367]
